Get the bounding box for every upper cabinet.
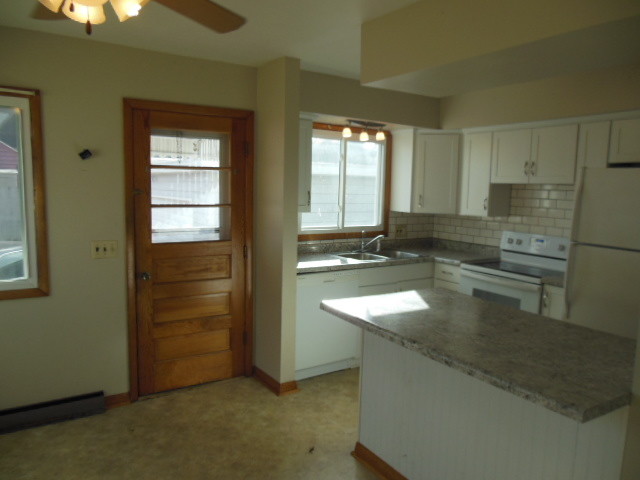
[609,118,640,165]
[577,121,610,169]
[391,129,459,214]
[459,132,510,217]
[298,118,313,212]
[491,124,578,185]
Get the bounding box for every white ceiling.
[0,0,419,80]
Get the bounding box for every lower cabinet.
[433,262,460,292]
[358,262,434,296]
[541,284,565,320]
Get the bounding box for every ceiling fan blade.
[154,0,246,33]
[30,3,67,20]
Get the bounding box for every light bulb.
[376,130,386,141]
[359,131,369,142]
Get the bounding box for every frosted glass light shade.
[376,130,386,141]
[62,1,107,23]
[359,131,369,142]
[342,127,352,138]
[39,0,65,12]
[111,0,151,21]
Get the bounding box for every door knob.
[139,272,151,281]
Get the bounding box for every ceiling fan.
[32,0,246,35]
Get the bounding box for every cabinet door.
[491,129,531,183]
[434,278,459,292]
[577,121,610,170]
[414,134,459,214]
[530,124,578,184]
[609,118,640,164]
[359,284,397,296]
[298,118,313,212]
[397,278,433,291]
[460,133,511,217]
[541,285,565,320]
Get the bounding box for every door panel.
[129,101,252,396]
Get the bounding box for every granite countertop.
[297,248,492,274]
[321,288,635,422]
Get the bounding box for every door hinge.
[243,245,248,258]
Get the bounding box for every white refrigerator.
[565,167,640,339]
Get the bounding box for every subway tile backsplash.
[299,184,574,251]
[433,184,574,247]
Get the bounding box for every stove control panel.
[501,232,569,260]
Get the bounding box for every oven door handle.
[460,270,541,293]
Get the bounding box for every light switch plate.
[91,240,117,259]
[395,225,407,238]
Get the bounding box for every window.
[0,87,49,300]
[299,124,390,238]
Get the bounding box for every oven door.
[459,269,542,313]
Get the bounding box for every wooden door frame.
[123,98,254,402]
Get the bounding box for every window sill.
[298,230,387,242]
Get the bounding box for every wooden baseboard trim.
[352,442,408,480]
[104,392,131,409]
[252,366,299,396]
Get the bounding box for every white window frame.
[299,127,388,235]
[0,87,49,300]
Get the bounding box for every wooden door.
[126,100,253,396]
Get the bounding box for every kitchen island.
[321,288,636,480]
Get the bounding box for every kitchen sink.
[336,252,388,261]
[376,250,421,259]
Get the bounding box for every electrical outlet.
[395,225,407,238]
[91,240,117,259]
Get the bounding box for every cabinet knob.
[418,194,424,208]
[483,197,488,211]
[524,161,529,176]
[530,161,536,176]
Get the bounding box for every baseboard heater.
[0,391,105,434]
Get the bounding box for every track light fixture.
[343,119,386,142]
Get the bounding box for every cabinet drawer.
[359,262,434,286]
[434,263,460,283]
[434,278,459,292]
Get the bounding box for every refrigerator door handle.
[564,242,579,318]
[570,166,587,242]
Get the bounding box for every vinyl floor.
[0,368,378,480]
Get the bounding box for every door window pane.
[344,140,383,227]
[0,107,26,282]
[151,169,230,205]
[152,207,231,243]
[150,131,229,167]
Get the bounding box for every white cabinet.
[295,270,361,380]
[391,129,459,214]
[298,118,313,212]
[358,262,434,296]
[433,262,460,292]
[609,118,640,164]
[492,125,578,185]
[459,132,511,217]
[541,284,565,320]
[577,121,610,169]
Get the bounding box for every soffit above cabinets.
[361,1,640,98]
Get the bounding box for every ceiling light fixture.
[345,119,387,142]
[39,0,149,35]
[342,122,352,138]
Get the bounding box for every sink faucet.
[359,230,385,252]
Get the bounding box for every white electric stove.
[459,231,569,314]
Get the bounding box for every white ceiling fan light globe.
[62,0,106,24]
[111,0,152,22]
[38,0,65,12]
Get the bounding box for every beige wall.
[300,71,439,128]
[440,63,640,129]
[0,26,256,410]
[361,0,640,83]
[254,58,300,383]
